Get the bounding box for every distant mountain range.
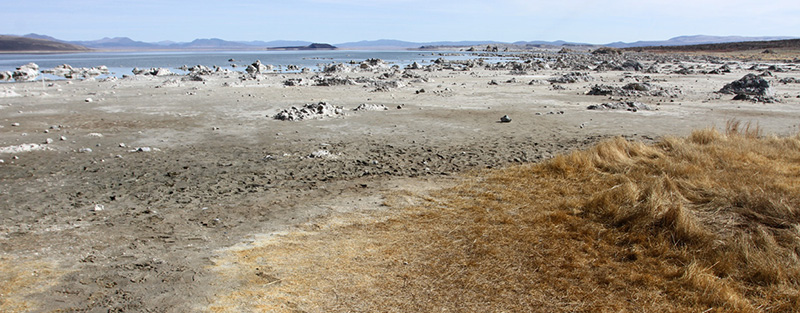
[1,34,797,51]
[604,35,797,48]
[0,35,90,52]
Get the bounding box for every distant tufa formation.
[718,73,777,103]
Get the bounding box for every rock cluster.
[718,74,776,102]
[132,67,173,76]
[358,58,389,71]
[42,64,110,79]
[367,79,405,92]
[779,77,799,84]
[0,143,51,154]
[704,64,733,75]
[587,101,652,112]
[245,60,273,75]
[322,63,353,73]
[185,65,214,75]
[283,78,309,86]
[353,103,388,111]
[591,47,623,55]
[273,102,344,121]
[12,63,40,81]
[586,83,681,97]
[547,72,594,84]
[313,75,356,86]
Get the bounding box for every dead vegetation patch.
[210,120,800,312]
[0,256,65,312]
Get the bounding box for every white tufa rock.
[353,103,389,111]
[0,143,51,154]
[309,150,332,158]
[273,102,345,121]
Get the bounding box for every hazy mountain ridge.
[5,33,799,51]
[606,35,797,48]
[0,35,91,52]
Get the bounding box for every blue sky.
[3,0,799,44]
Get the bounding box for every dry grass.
[0,256,64,312]
[654,49,800,62]
[704,49,800,61]
[210,121,800,312]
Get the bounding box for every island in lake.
[266,43,337,50]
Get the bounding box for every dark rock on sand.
[591,47,623,55]
[779,77,799,84]
[718,74,775,102]
[547,72,594,84]
[620,60,644,71]
[587,83,682,97]
[587,101,652,112]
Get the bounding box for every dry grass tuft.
[210,123,800,312]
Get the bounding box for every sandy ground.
[2,54,800,312]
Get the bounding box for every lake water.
[0,50,514,81]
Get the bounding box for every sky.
[2,0,799,44]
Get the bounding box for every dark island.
[0,35,91,52]
[266,43,336,51]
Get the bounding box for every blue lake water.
[0,50,515,81]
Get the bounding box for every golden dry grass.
[210,122,800,312]
[664,49,800,62]
[0,256,64,312]
[708,49,800,61]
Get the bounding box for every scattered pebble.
[79,147,93,153]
